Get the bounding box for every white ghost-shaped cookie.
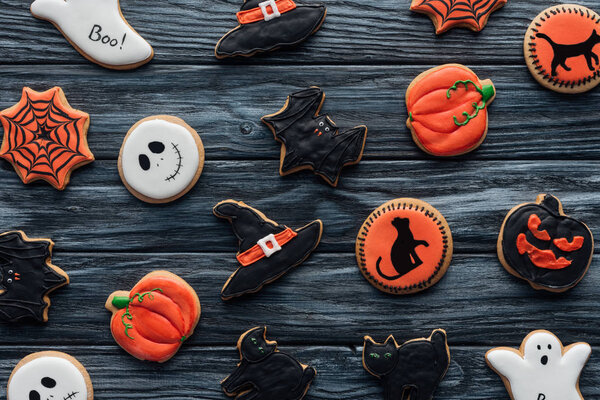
[30,0,153,69]
[486,330,591,400]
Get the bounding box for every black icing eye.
[148,141,165,154]
[41,377,56,388]
[537,345,541,350]
[29,390,40,400]
[548,344,552,350]
[139,154,150,171]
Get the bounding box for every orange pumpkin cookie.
[356,198,453,294]
[0,87,94,190]
[406,64,495,157]
[105,271,201,363]
[410,0,506,34]
[524,4,600,94]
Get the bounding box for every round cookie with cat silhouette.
[524,4,600,94]
[356,198,453,294]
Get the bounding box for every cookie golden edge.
[355,198,453,295]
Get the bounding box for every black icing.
[262,87,367,186]
[501,194,593,290]
[29,390,40,400]
[0,231,67,322]
[363,330,450,400]
[222,327,316,400]
[213,201,322,299]
[215,0,326,57]
[41,377,56,388]
[148,141,165,154]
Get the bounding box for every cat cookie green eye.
[369,353,380,359]
[384,353,392,359]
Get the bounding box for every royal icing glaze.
[105,271,201,363]
[410,0,507,34]
[215,0,326,58]
[524,4,600,93]
[222,326,316,400]
[356,199,453,294]
[8,352,92,400]
[0,87,94,190]
[262,87,368,187]
[498,194,593,292]
[213,200,323,300]
[0,231,69,322]
[406,64,495,157]
[363,329,450,400]
[119,116,204,203]
[30,0,153,69]
[486,330,591,400]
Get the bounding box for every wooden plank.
[0,0,543,65]
[0,344,598,399]
[3,252,600,346]
[0,159,597,253]
[0,64,598,161]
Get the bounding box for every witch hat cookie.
[213,200,323,300]
[215,0,326,58]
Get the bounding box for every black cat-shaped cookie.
[363,329,450,400]
[222,326,316,400]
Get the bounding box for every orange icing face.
[356,199,452,294]
[525,5,600,92]
[0,87,94,190]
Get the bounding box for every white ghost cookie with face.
[486,330,591,400]
[118,115,205,203]
[30,0,153,69]
[8,351,93,400]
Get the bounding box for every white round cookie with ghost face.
[8,351,93,400]
[118,115,205,203]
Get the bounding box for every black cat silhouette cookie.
[524,4,600,93]
[356,198,453,294]
[363,329,451,400]
[214,200,323,300]
[262,87,367,187]
[222,326,316,400]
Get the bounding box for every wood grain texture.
[1,64,599,161]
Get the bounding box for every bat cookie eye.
[6,278,12,284]
[319,121,324,126]
[8,270,12,274]
[325,127,330,132]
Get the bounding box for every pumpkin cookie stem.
[446,80,495,127]
[111,289,163,340]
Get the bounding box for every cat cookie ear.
[384,335,398,347]
[363,336,378,345]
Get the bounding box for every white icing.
[486,331,591,400]
[121,118,201,200]
[30,0,152,67]
[8,356,88,400]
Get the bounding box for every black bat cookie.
[222,326,316,400]
[262,87,367,187]
[0,231,69,322]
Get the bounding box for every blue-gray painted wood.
[1,0,600,398]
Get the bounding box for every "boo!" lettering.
[88,25,126,49]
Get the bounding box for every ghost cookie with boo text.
[356,198,453,294]
[30,0,153,69]
[118,115,205,203]
[497,194,593,292]
[8,351,93,400]
[486,330,591,400]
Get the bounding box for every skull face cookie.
[118,116,205,203]
[8,351,93,400]
[486,330,591,400]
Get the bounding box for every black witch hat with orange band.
[214,200,323,300]
[215,0,326,58]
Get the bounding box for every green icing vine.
[446,80,495,127]
[113,288,163,340]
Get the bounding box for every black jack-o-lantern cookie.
[262,87,367,187]
[0,231,69,322]
[118,115,205,203]
[497,194,593,292]
[214,200,323,300]
[222,326,316,400]
[8,351,93,400]
[524,4,600,93]
[215,0,326,58]
[363,329,450,400]
[356,199,453,294]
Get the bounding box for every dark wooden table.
[2,0,600,398]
